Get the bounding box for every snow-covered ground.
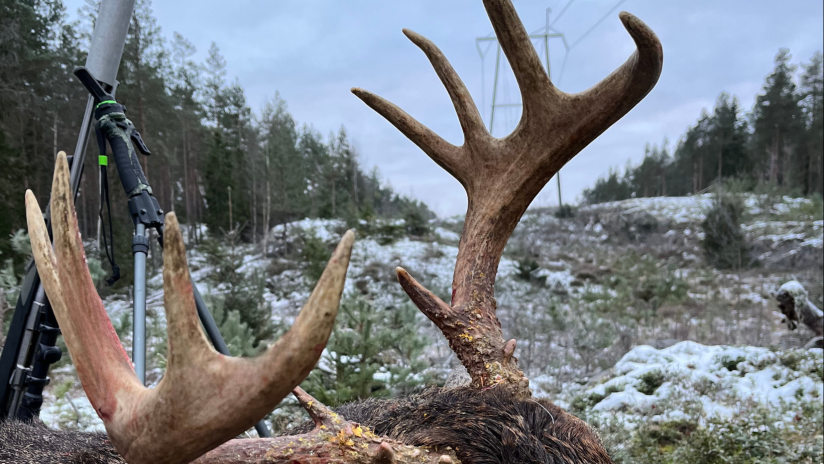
[29,193,824,441]
[561,342,822,426]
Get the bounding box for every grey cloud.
[66,0,823,215]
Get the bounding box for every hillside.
[31,193,824,461]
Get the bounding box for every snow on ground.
[556,341,823,427]
[580,194,820,225]
[33,193,822,434]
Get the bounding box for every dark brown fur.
[290,386,612,464]
[0,419,124,464]
[1,387,611,464]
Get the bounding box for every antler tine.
[351,27,493,185]
[400,29,490,150]
[570,12,664,148]
[481,0,556,107]
[351,89,465,182]
[27,152,356,464]
[356,0,662,396]
[27,156,138,418]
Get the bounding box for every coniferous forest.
[0,0,431,277]
[583,49,823,204]
[1,1,823,461]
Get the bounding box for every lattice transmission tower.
[476,6,570,209]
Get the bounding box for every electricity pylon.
[476,7,570,209]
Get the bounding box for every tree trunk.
[693,160,698,194]
[252,174,257,244]
[53,113,57,160]
[183,127,192,242]
[228,186,233,232]
[331,180,336,217]
[262,158,271,255]
[769,129,780,183]
[352,157,358,206]
[660,168,666,196]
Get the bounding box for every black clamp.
[132,233,150,255]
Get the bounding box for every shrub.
[554,204,575,218]
[701,190,751,269]
[301,230,332,285]
[627,406,824,464]
[403,207,430,237]
[637,370,665,395]
[515,258,542,283]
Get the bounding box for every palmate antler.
[28,153,455,464]
[26,153,356,464]
[353,0,663,394]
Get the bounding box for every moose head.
[18,1,662,463]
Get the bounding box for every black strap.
[96,124,120,286]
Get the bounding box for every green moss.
[719,355,746,372]
[637,370,666,395]
[625,402,824,464]
[779,351,804,371]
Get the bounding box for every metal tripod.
[0,0,271,438]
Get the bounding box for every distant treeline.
[0,0,432,265]
[583,49,823,204]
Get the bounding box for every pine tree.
[259,95,302,243]
[751,49,804,187]
[202,232,275,346]
[204,42,227,129]
[799,52,824,195]
[203,294,263,357]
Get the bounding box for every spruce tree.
[751,49,804,187]
[800,52,824,195]
[701,190,751,269]
[302,297,433,406]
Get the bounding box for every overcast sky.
[65,0,824,217]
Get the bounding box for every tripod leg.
[192,284,271,437]
[132,223,149,384]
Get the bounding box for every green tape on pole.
[95,100,117,109]
[99,155,108,166]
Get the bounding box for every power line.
[549,0,575,27]
[570,0,626,49]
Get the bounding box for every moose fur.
[0,419,123,464]
[1,386,610,464]
[292,387,611,464]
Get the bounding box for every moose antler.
[353,0,662,394]
[26,153,356,464]
[29,153,455,464]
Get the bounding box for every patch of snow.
[575,341,823,427]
